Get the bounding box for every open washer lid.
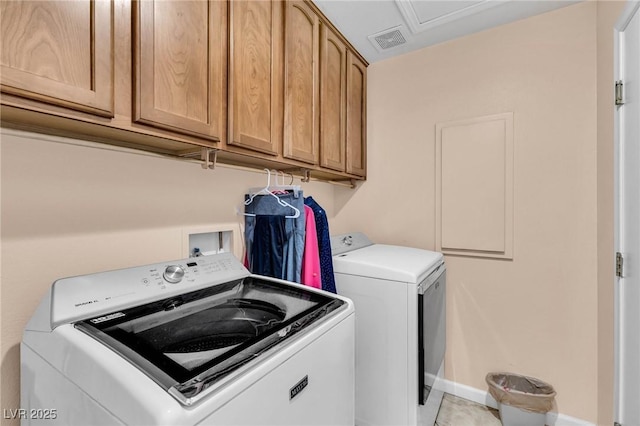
[331,233,443,284]
[75,275,346,406]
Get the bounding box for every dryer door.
[418,265,446,404]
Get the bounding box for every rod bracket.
[201,148,218,170]
[300,168,311,183]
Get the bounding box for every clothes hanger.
[247,169,301,198]
[240,169,301,219]
[270,170,301,198]
[244,168,272,206]
[269,170,288,194]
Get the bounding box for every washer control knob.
[342,235,353,246]
[163,265,185,284]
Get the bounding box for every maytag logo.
[289,375,308,400]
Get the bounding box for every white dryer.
[21,252,354,425]
[331,233,446,426]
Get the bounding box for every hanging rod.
[9,128,361,188]
[328,179,358,189]
[298,169,357,188]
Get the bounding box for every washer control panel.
[163,265,185,283]
[51,252,248,328]
[140,256,238,290]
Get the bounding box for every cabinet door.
[283,1,320,165]
[228,0,283,155]
[134,0,226,141]
[346,51,367,177]
[1,0,114,117]
[319,24,347,172]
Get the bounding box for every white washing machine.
[331,233,446,426]
[21,252,355,425]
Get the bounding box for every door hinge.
[616,252,624,278]
[615,80,624,106]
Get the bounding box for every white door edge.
[614,1,640,424]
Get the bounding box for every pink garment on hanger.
[301,205,322,289]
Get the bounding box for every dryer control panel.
[330,232,374,256]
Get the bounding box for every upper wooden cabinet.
[1,0,367,183]
[319,21,366,177]
[346,51,367,177]
[0,0,114,117]
[133,0,227,141]
[319,24,347,172]
[283,1,320,165]
[228,0,283,156]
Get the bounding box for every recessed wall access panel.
[435,112,514,259]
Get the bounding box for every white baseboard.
[435,378,594,426]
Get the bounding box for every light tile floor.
[435,393,502,426]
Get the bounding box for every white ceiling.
[313,0,581,63]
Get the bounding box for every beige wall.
[333,2,603,422]
[0,129,335,421]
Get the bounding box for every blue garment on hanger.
[251,215,287,279]
[303,196,336,294]
[244,191,305,282]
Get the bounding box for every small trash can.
[486,372,556,426]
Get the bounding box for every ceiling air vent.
[368,26,409,53]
